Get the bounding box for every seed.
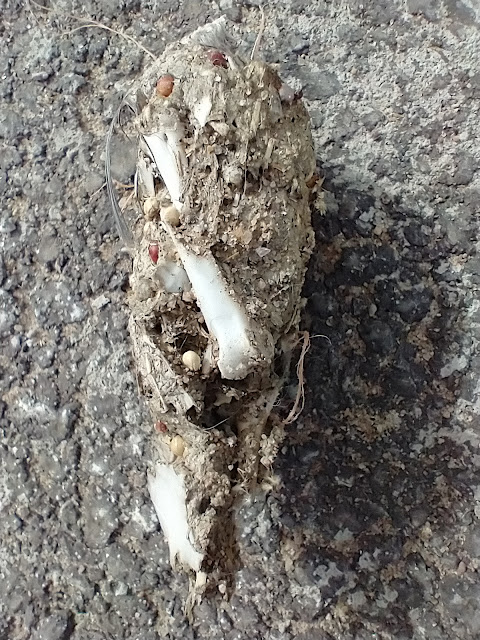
[149,244,159,264]
[170,435,185,457]
[160,205,180,226]
[156,74,174,97]
[154,420,168,433]
[207,50,228,68]
[144,196,160,219]
[182,350,201,372]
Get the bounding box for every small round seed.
[154,420,168,433]
[170,435,185,457]
[148,244,159,264]
[144,196,160,219]
[156,74,174,97]
[207,50,228,68]
[160,205,180,226]
[182,350,201,372]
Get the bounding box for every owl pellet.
[108,17,317,610]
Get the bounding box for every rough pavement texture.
[1,0,480,638]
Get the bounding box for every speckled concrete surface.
[1,0,480,638]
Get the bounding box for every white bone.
[174,244,257,380]
[147,463,204,572]
[143,128,186,211]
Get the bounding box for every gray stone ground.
[1,0,480,638]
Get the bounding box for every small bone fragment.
[148,464,203,571]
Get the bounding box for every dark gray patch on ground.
[1,0,480,638]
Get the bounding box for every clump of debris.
[108,17,317,607]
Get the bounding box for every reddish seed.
[156,74,174,97]
[149,244,159,264]
[207,50,228,68]
[155,420,168,433]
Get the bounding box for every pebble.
[82,492,120,549]
[0,290,18,337]
[36,613,72,640]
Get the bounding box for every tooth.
[143,127,186,211]
[192,94,212,128]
